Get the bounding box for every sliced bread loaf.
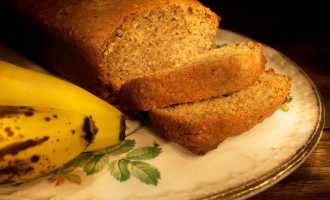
[0,0,219,106]
[118,42,266,110]
[148,69,291,155]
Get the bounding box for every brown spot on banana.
[24,109,34,117]
[30,155,40,162]
[0,160,35,185]
[0,136,49,160]
[0,106,33,118]
[4,127,14,137]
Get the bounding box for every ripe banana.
[0,60,125,151]
[0,106,97,185]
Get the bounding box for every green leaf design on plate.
[83,154,109,175]
[108,159,131,182]
[47,166,81,186]
[279,96,293,112]
[63,173,82,185]
[64,152,94,168]
[105,139,135,155]
[126,147,162,160]
[46,139,162,186]
[128,161,161,186]
[214,43,227,48]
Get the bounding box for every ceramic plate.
[0,29,325,200]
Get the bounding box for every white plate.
[0,29,325,200]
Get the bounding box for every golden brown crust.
[118,43,266,110]
[0,0,219,102]
[149,70,291,155]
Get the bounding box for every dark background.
[198,1,330,199]
[199,0,330,57]
[198,0,330,74]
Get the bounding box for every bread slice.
[149,69,291,155]
[0,0,219,105]
[117,42,266,110]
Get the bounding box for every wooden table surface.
[200,0,330,199]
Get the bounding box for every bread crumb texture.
[103,3,219,91]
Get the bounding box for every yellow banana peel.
[0,106,97,185]
[0,60,125,152]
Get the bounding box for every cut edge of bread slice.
[117,42,266,111]
[148,69,292,155]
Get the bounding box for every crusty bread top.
[117,42,266,110]
[1,0,220,103]
[4,0,209,56]
[148,69,291,154]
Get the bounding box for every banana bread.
[118,42,266,110]
[149,69,292,155]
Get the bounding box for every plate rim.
[203,29,326,200]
